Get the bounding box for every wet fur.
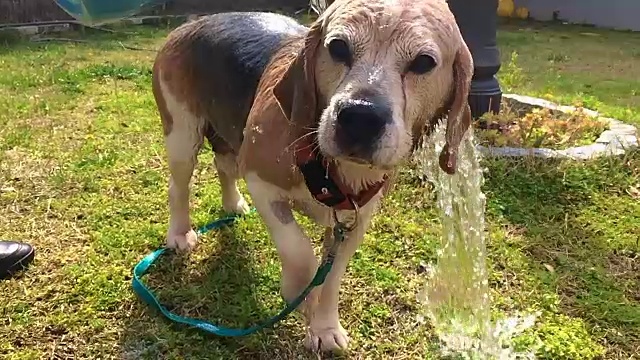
[153,1,473,353]
[153,12,307,152]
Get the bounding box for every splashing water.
[414,121,539,359]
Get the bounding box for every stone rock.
[597,131,639,147]
[608,123,638,135]
[479,94,638,160]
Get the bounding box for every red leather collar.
[294,138,387,211]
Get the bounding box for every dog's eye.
[407,54,437,74]
[328,39,352,66]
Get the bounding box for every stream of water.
[415,122,539,359]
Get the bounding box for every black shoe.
[0,241,35,280]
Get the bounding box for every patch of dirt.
[476,103,608,150]
[606,252,640,302]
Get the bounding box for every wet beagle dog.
[152,0,473,352]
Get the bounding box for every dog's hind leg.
[158,84,203,251]
[213,152,250,215]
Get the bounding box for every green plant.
[498,51,525,92]
[477,104,608,149]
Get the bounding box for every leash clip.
[332,196,359,232]
[324,197,358,265]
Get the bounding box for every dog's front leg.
[304,194,381,353]
[245,174,320,315]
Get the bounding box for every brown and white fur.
[152,0,473,353]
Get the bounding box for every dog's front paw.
[166,229,198,251]
[304,321,350,353]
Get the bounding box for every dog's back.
[153,12,307,153]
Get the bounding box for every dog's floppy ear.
[439,44,474,175]
[273,21,323,129]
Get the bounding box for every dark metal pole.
[447,0,503,119]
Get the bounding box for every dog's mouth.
[339,155,373,166]
[317,142,378,166]
[330,152,395,171]
[317,123,398,170]
[342,156,369,165]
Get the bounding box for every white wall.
[514,0,640,31]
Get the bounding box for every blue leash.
[131,211,346,337]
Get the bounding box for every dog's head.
[274,0,473,174]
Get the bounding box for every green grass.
[1,19,639,359]
[497,19,640,127]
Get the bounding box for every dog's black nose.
[336,99,392,149]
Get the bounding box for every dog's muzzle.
[334,95,392,161]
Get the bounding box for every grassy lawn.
[1,18,638,359]
[497,19,640,128]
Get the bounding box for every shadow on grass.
[120,216,308,359]
[483,151,640,357]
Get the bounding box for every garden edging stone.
[476,93,639,159]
